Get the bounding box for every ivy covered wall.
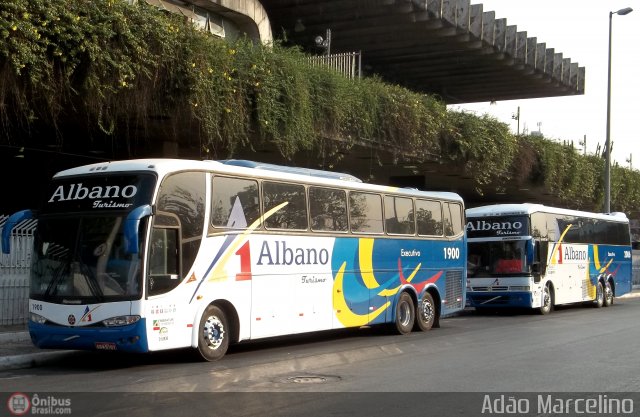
[1,0,638,214]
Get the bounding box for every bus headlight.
[102,315,141,327]
[30,313,47,324]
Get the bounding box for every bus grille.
[445,270,463,309]
[469,294,511,305]
[470,286,509,292]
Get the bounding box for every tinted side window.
[444,202,464,236]
[349,192,383,234]
[151,172,205,295]
[384,195,415,235]
[211,176,260,228]
[416,199,443,236]
[263,181,308,230]
[156,172,206,241]
[309,187,348,232]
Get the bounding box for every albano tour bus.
[2,159,466,360]
[465,203,632,314]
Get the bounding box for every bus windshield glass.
[30,173,156,303]
[30,215,145,303]
[467,240,529,276]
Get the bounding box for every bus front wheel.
[538,285,553,315]
[414,292,436,332]
[393,292,415,335]
[197,305,229,361]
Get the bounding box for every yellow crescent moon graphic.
[592,244,614,273]
[593,244,601,270]
[333,261,390,327]
[359,238,380,289]
[585,263,596,298]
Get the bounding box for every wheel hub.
[203,316,225,350]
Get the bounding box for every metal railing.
[0,215,36,325]
[307,51,362,79]
[633,250,640,286]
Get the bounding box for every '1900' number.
[444,247,460,260]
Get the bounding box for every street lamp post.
[605,7,633,213]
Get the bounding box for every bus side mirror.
[1,209,34,254]
[531,261,543,283]
[124,205,153,255]
[531,262,540,274]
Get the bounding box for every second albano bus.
[1,159,466,361]
[465,203,632,314]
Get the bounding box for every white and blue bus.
[465,203,632,314]
[2,159,466,360]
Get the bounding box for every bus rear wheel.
[594,281,604,308]
[414,292,435,332]
[393,292,415,335]
[603,281,614,307]
[197,305,229,361]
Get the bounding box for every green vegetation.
[1,0,638,213]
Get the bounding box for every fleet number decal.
[444,247,460,260]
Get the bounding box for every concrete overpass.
[1,0,587,214]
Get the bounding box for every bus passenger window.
[444,202,463,236]
[211,176,260,228]
[349,192,383,234]
[384,195,415,235]
[415,199,443,236]
[309,187,348,232]
[263,181,308,230]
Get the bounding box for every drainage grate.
[281,375,341,384]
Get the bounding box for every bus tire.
[538,284,553,315]
[393,292,415,335]
[594,281,604,308]
[603,280,614,307]
[414,292,436,332]
[196,304,229,361]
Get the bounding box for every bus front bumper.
[28,319,149,353]
[466,291,533,309]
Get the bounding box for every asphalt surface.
[1,287,639,371]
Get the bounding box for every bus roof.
[466,203,628,223]
[53,158,464,203]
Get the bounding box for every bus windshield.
[30,215,144,303]
[467,240,529,276]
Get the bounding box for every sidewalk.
[0,325,77,371]
[1,286,639,371]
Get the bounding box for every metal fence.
[633,250,640,287]
[307,51,362,79]
[0,215,36,325]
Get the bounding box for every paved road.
[2,296,640,416]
